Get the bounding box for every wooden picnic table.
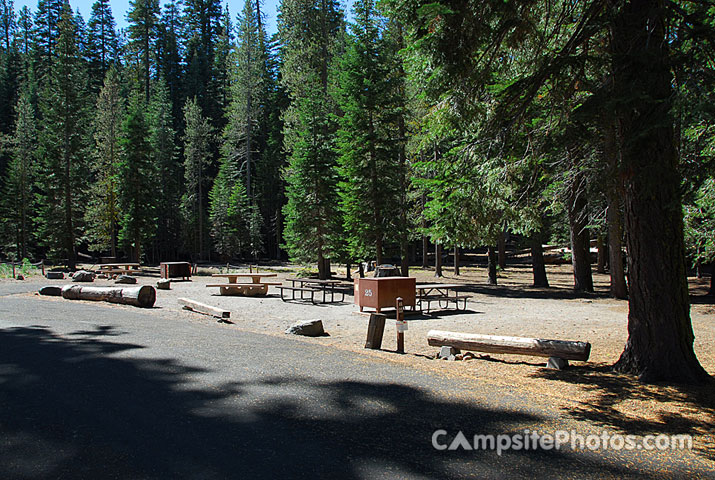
[206,273,279,296]
[416,283,470,313]
[282,277,347,303]
[98,263,142,278]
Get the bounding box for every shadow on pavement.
[0,325,666,478]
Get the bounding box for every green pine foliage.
[117,93,157,261]
[208,162,250,259]
[85,66,124,256]
[148,78,181,260]
[279,0,345,277]
[35,4,91,267]
[86,0,120,93]
[127,0,159,102]
[1,87,37,260]
[335,0,404,265]
[181,96,213,260]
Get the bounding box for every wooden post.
[365,313,386,349]
[396,297,406,353]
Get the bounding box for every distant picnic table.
[416,283,469,313]
[278,277,348,304]
[98,263,141,277]
[206,273,280,296]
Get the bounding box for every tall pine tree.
[36,3,91,268]
[86,66,124,257]
[118,93,156,261]
[278,0,344,278]
[181,96,213,260]
[1,87,37,260]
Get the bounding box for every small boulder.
[156,279,171,290]
[285,319,326,337]
[115,275,137,285]
[46,271,64,280]
[72,270,95,282]
[546,357,569,370]
[437,346,460,359]
[96,273,108,279]
[38,285,62,296]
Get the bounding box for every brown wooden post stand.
[396,297,407,353]
[365,313,386,349]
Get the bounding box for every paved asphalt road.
[0,283,711,479]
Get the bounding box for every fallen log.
[427,330,591,361]
[178,297,230,319]
[61,284,156,308]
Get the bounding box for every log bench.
[427,330,591,365]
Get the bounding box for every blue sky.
[13,0,352,36]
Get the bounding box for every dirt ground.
[9,262,715,460]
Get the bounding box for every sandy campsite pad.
[14,263,715,460]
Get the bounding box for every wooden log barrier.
[427,330,591,361]
[178,298,230,319]
[61,285,156,308]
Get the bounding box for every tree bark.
[531,234,549,288]
[427,330,591,361]
[454,245,460,276]
[596,234,607,274]
[568,171,594,292]
[497,230,507,270]
[61,284,156,308]
[604,118,628,299]
[611,0,708,384]
[487,246,497,285]
[421,192,428,268]
[435,242,442,277]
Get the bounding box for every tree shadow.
[529,364,715,460]
[0,325,686,478]
[456,283,612,301]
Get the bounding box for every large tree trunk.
[454,245,460,276]
[531,234,549,288]
[435,242,442,277]
[596,234,607,274]
[487,246,497,285]
[497,230,507,270]
[422,235,429,268]
[568,171,594,292]
[611,0,708,384]
[604,118,629,299]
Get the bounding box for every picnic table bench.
[416,283,470,313]
[279,278,348,303]
[206,273,280,296]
